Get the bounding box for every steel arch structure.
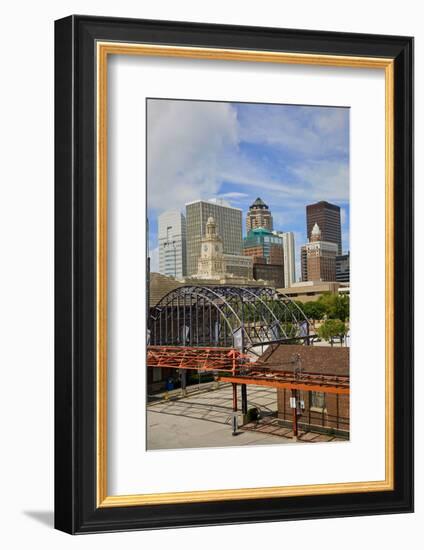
[148,285,310,351]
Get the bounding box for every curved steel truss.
[148,285,310,350]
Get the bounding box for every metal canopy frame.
[148,285,310,351]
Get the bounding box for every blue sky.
[147,99,349,279]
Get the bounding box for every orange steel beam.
[147,346,248,373]
[218,376,350,395]
[238,369,349,388]
[147,345,349,394]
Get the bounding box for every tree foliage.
[317,293,350,322]
[291,293,350,335]
[317,319,347,346]
[302,300,326,320]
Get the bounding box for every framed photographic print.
[54,15,414,533]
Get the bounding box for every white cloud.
[147,100,308,218]
[147,100,238,212]
[238,105,349,159]
[290,160,349,202]
[147,100,350,258]
[220,167,297,198]
[219,192,249,200]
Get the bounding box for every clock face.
[215,245,219,252]
[203,245,208,252]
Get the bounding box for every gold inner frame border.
[96,42,394,507]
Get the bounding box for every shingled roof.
[258,344,349,377]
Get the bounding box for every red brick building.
[261,344,349,438]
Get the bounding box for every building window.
[310,391,325,410]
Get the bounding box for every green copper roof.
[248,227,273,236]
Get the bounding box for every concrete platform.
[147,383,291,450]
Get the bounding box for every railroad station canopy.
[148,285,310,350]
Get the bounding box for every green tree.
[317,319,347,346]
[294,300,306,312]
[302,300,326,320]
[318,293,350,322]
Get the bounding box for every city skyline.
[147,99,350,279]
[146,99,351,450]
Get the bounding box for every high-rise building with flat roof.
[246,197,273,232]
[158,210,187,278]
[185,199,243,276]
[306,200,342,254]
[243,227,284,266]
[244,227,284,287]
[274,231,296,287]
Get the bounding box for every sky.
[147,99,350,279]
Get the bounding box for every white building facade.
[274,231,296,287]
[158,210,187,278]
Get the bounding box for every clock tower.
[196,217,225,278]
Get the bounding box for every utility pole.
[291,353,303,439]
[291,389,298,439]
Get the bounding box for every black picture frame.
[55,15,414,534]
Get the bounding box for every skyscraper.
[243,227,285,287]
[306,201,342,254]
[305,223,338,281]
[282,232,296,287]
[243,227,284,265]
[246,197,273,232]
[158,210,187,278]
[185,199,243,276]
[274,231,296,287]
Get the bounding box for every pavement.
[147,383,292,450]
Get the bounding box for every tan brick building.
[304,223,338,282]
[246,197,273,232]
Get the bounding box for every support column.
[232,383,238,436]
[232,383,238,412]
[180,369,187,397]
[241,384,248,421]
